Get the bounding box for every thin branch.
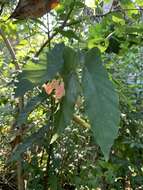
[0,3,4,15]
[0,28,24,110]
[0,28,25,190]
[35,0,76,57]
[0,28,19,70]
[65,20,81,27]
[93,8,143,17]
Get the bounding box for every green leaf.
[15,79,35,98]
[136,0,143,6]
[15,43,65,97]
[16,92,47,126]
[49,175,58,190]
[9,125,49,162]
[88,25,109,52]
[88,38,109,52]
[82,48,120,160]
[112,13,125,25]
[120,0,139,16]
[55,28,80,41]
[63,46,78,72]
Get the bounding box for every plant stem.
[73,114,90,129]
[0,28,25,190]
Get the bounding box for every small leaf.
[120,0,139,16]
[82,48,120,160]
[56,28,80,40]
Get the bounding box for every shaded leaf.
[82,48,120,160]
[15,79,35,98]
[9,125,49,162]
[16,92,47,126]
[56,28,80,40]
[63,46,78,72]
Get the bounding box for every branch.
[93,8,143,17]
[35,0,76,57]
[0,28,25,190]
[0,3,4,15]
[0,28,19,70]
[73,114,90,129]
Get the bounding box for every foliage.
[0,0,143,189]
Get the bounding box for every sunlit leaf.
[15,43,65,97]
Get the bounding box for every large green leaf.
[63,46,79,72]
[82,48,120,160]
[15,43,65,97]
[53,47,80,136]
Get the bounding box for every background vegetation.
[0,0,143,189]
